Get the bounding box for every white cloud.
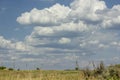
[16,0,120,53]
[25,35,51,46]
[110,41,120,47]
[33,27,54,36]
[31,21,88,36]
[98,44,109,48]
[100,5,120,28]
[2,0,120,69]
[58,37,71,44]
[80,42,86,47]
[81,52,87,56]
[15,42,28,51]
[17,4,71,26]
[17,0,120,29]
[110,41,118,46]
[11,56,19,60]
[24,21,89,50]
[54,21,88,32]
[69,0,106,21]
[0,36,31,52]
[0,36,14,49]
[88,40,99,45]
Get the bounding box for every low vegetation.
[0,63,120,80]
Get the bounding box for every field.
[0,64,120,80]
[0,70,83,80]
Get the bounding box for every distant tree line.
[0,66,14,71]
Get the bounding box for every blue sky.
[0,0,120,70]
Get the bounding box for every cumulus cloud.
[98,5,120,28]
[1,0,120,69]
[17,0,120,59]
[0,36,14,49]
[69,0,107,21]
[17,0,120,29]
[33,27,54,36]
[0,36,31,52]
[17,4,71,26]
[32,21,88,36]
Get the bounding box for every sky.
[0,0,120,70]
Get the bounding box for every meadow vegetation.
[0,62,120,80]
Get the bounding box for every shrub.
[36,68,40,70]
[8,68,14,71]
[0,66,6,70]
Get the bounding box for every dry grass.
[0,70,84,80]
[1,64,120,80]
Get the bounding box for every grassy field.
[0,70,83,80]
[0,64,120,80]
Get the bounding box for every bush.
[94,61,105,75]
[83,67,91,77]
[8,68,14,71]
[17,69,20,71]
[0,66,6,70]
[36,68,40,70]
[75,67,79,70]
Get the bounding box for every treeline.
[0,66,14,71]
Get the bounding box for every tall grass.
[0,63,120,80]
[0,70,82,80]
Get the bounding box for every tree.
[8,68,14,71]
[75,60,79,70]
[0,66,6,70]
[36,67,40,70]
